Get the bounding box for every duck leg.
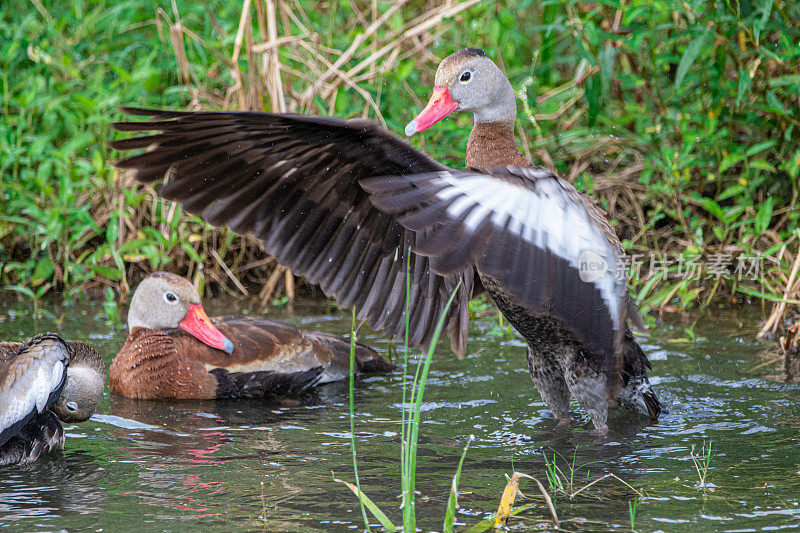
[526,346,571,422]
[562,348,609,431]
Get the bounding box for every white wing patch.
[435,171,623,329]
[0,342,68,444]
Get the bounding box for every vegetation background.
[2,0,798,329]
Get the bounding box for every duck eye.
[66,402,78,412]
[459,71,472,83]
[164,292,178,304]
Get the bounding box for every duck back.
[110,315,393,399]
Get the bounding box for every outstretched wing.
[0,333,71,447]
[111,109,474,356]
[362,166,630,370]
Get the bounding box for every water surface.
[0,292,798,532]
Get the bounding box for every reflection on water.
[0,453,106,520]
[0,292,799,532]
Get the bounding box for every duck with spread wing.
[110,48,660,431]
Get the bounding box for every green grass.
[690,440,715,491]
[341,251,464,530]
[3,0,799,317]
[629,497,638,530]
[347,309,370,530]
[542,446,603,497]
[443,434,474,532]
[340,269,540,530]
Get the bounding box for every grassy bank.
[2,0,799,322]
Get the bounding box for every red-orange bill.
[405,86,459,136]
[179,303,234,354]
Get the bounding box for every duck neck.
[465,121,530,170]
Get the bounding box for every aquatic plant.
[540,445,644,526]
[337,254,548,530]
[347,310,370,529]
[543,451,567,498]
[338,251,463,531]
[443,434,474,532]
[542,446,606,497]
[629,497,638,531]
[690,441,715,491]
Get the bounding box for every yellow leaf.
[494,472,534,527]
[332,474,396,531]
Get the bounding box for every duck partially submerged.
[0,334,105,466]
[111,49,660,430]
[109,272,393,399]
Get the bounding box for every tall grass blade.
[629,497,638,530]
[443,434,475,533]
[404,279,462,530]
[735,287,800,305]
[348,309,371,531]
[400,248,413,527]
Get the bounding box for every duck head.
[51,342,105,423]
[405,48,516,136]
[127,272,234,354]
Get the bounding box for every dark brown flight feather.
[362,167,626,371]
[111,108,474,357]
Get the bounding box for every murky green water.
[0,291,798,532]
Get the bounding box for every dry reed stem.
[759,248,800,339]
[297,39,387,125]
[300,0,409,102]
[780,321,799,362]
[228,0,252,109]
[495,472,532,527]
[210,249,248,295]
[260,264,286,304]
[251,34,308,52]
[532,477,559,528]
[318,0,482,101]
[265,0,286,112]
[568,473,644,500]
[495,472,558,529]
[747,354,785,373]
[164,2,199,109]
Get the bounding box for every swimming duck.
[0,334,105,466]
[109,272,393,399]
[110,49,659,430]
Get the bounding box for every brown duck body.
[0,334,105,466]
[110,315,393,400]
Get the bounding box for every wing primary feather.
[111,110,475,356]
